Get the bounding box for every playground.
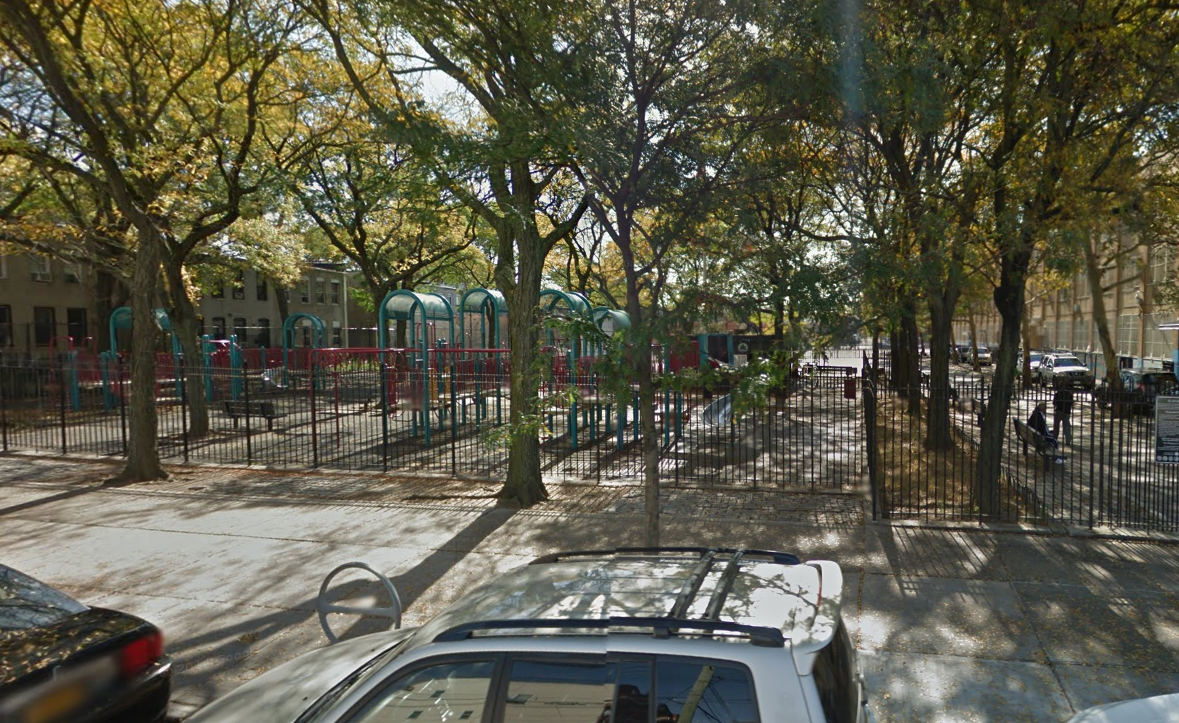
[0,289,864,491]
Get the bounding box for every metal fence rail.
[865,378,1179,532]
[0,360,862,491]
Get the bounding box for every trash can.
[844,376,857,399]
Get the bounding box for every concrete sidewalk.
[2,454,1178,721]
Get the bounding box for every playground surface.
[2,455,1178,722]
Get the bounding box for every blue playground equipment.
[100,306,182,411]
[377,289,456,446]
[457,288,508,427]
[281,312,327,388]
[457,287,507,349]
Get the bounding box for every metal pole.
[310,357,319,467]
[0,364,8,452]
[380,361,389,474]
[180,363,190,463]
[243,361,253,465]
[118,358,128,456]
[58,354,67,455]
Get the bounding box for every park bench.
[223,400,287,431]
[1013,418,1057,470]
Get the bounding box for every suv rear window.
[812,621,857,723]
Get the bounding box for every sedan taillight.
[120,631,164,678]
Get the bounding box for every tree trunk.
[900,301,921,414]
[166,274,210,437]
[926,290,958,449]
[624,282,659,547]
[967,307,980,372]
[1021,305,1034,385]
[1084,240,1122,390]
[111,230,167,484]
[976,249,1030,518]
[497,225,548,507]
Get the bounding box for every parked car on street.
[1094,369,1179,413]
[187,547,874,723]
[1037,353,1095,389]
[1065,691,1179,722]
[1015,350,1045,376]
[975,347,992,366]
[0,564,171,723]
[953,345,972,364]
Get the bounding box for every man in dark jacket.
[1053,388,1075,445]
[1028,401,1062,461]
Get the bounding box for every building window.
[331,321,341,347]
[211,283,225,299]
[212,316,226,340]
[330,281,341,305]
[1117,313,1139,357]
[231,271,245,300]
[0,305,11,347]
[33,307,55,346]
[66,308,88,342]
[30,257,51,282]
[301,326,311,347]
[1151,246,1173,285]
[233,316,247,341]
[64,265,82,284]
[316,279,326,304]
[0,256,9,279]
[256,318,271,348]
[301,281,311,303]
[256,275,268,301]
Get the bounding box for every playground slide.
[701,394,733,427]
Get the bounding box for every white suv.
[187,548,874,723]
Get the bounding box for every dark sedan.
[0,564,171,723]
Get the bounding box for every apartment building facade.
[0,254,98,355]
[959,239,1178,376]
[0,255,368,356]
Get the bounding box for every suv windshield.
[1054,356,1081,366]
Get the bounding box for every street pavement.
[2,454,1178,721]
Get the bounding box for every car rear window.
[0,565,86,630]
[812,621,857,723]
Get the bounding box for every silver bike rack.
[317,562,402,644]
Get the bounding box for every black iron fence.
[0,359,862,491]
[864,376,1179,532]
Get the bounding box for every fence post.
[118,358,128,456]
[863,361,879,522]
[180,363,190,463]
[243,361,252,465]
[380,361,389,474]
[450,362,458,476]
[0,365,7,452]
[57,354,67,455]
[310,357,319,468]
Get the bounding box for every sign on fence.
[1155,395,1179,463]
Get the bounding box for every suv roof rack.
[529,547,801,567]
[433,616,786,648]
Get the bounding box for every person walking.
[1053,387,1075,445]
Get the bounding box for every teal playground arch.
[101,307,182,410]
[458,287,506,349]
[378,290,456,445]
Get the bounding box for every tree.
[572,0,787,544]
[972,0,1179,516]
[280,104,486,338]
[0,0,307,478]
[305,0,590,505]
